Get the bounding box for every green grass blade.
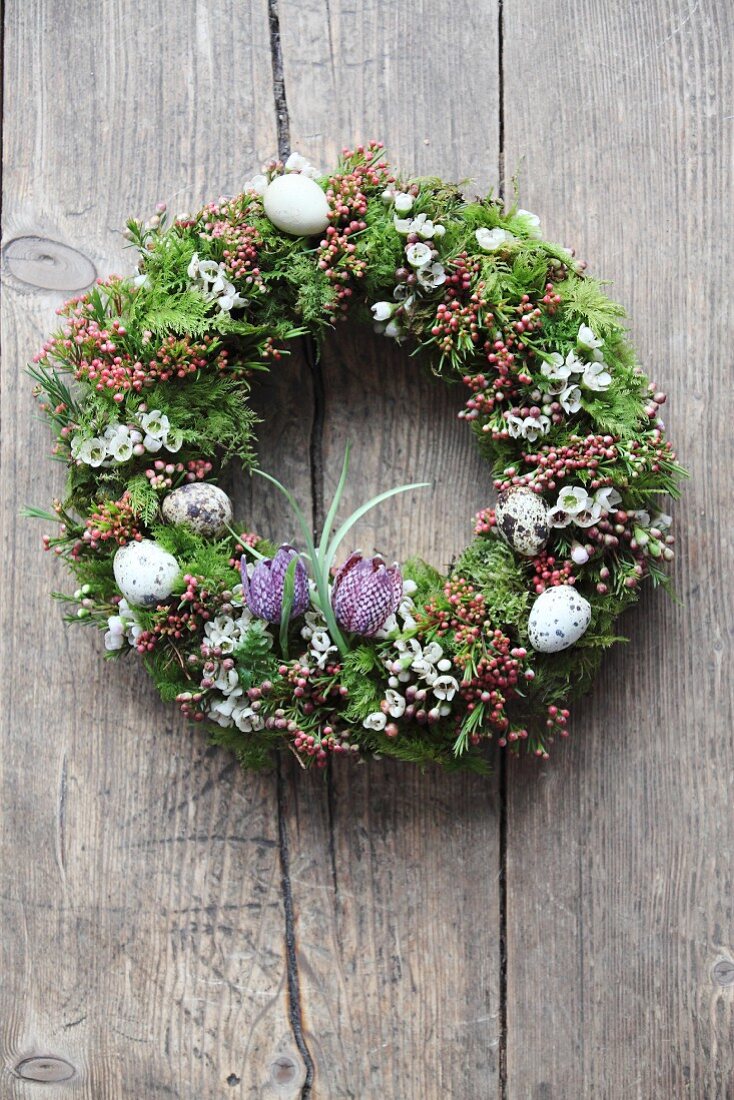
[317,442,351,561]
[324,482,430,574]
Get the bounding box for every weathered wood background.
[1,1,732,1096]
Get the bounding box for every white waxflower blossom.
[516,208,542,237]
[541,353,573,393]
[77,437,107,467]
[581,360,612,392]
[559,384,583,414]
[284,152,320,179]
[574,501,603,528]
[363,711,387,731]
[557,486,592,516]
[564,351,586,374]
[393,215,413,235]
[143,434,163,453]
[405,242,433,268]
[577,324,603,351]
[385,689,406,718]
[475,227,514,252]
[506,414,524,439]
[432,675,459,701]
[139,410,170,440]
[384,318,403,340]
[244,173,269,195]
[402,580,418,597]
[104,598,142,650]
[371,301,396,322]
[108,429,134,462]
[547,505,573,529]
[165,428,184,453]
[595,486,622,512]
[522,415,551,442]
[393,192,415,213]
[204,611,255,654]
[417,262,446,289]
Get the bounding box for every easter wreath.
[29,142,684,772]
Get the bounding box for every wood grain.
[502,2,734,1097]
[0,1,310,1096]
[2,0,731,1096]
[276,2,504,1095]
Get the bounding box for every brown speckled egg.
[494,487,550,557]
[161,483,232,538]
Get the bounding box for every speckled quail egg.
[528,586,592,653]
[161,482,232,538]
[112,539,180,607]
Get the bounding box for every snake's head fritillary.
[331,551,403,637]
[241,545,309,624]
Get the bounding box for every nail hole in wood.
[712,958,734,986]
[14,1055,76,1082]
[2,235,96,291]
[270,1054,297,1085]
[226,1073,241,1086]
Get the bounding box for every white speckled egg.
[528,586,592,653]
[263,173,330,236]
[495,487,550,557]
[161,482,232,538]
[113,540,179,607]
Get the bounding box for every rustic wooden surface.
[0,1,731,1097]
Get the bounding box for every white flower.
[422,642,443,664]
[393,192,414,213]
[165,428,184,453]
[77,437,106,467]
[104,599,141,650]
[393,215,413,235]
[402,580,418,597]
[564,351,586,374]
[577,324,603,351]
[384,318,403,340]
[284,152,320,179]
[595,486,622,512]
[139,410,170,440]
[371,301,396,322]
[540,353,572,394]
[108,429,134,462]
[506,414,524,438]
[187,252,201,280]
[559,384,583,414]
[410,213,439,240]
[432,675,459,701]
[581,360,612,392]
[385,689,406,718]
[204,611,255,654]
[381,187,396,205]
[516,208,542,238]
[547,505,573,528]
[557,486,591,515]
[244,173,269,195]
[132,272,150,289]
[405,242,433,268]
[475,227,514,252]
[522,415,551,442]
[574,501,603,528]
[363,711,387,731]
[104,616,126,651]
[143,434,163,453]
[416,262,446,289]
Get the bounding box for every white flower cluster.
[104,598,143,651]
[204,606,269,733]
[506,412,551,442]
[363,633,460,732]
[244,152,321,196]
[362,580,461,731]
[540,324,612,414]
[548,484,622,530]
[71,410,182,467]
[187,252,247,314]
[371,191,447,341]
[475,226,515,252]
[300,610,339,671]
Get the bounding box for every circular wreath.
[30,142,684,772]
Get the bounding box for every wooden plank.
[277,3,504,1095]
[502,2,734,1097]
[0,2,313,1096]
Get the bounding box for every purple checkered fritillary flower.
[241,545,309,624]
[331,552,403,637]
